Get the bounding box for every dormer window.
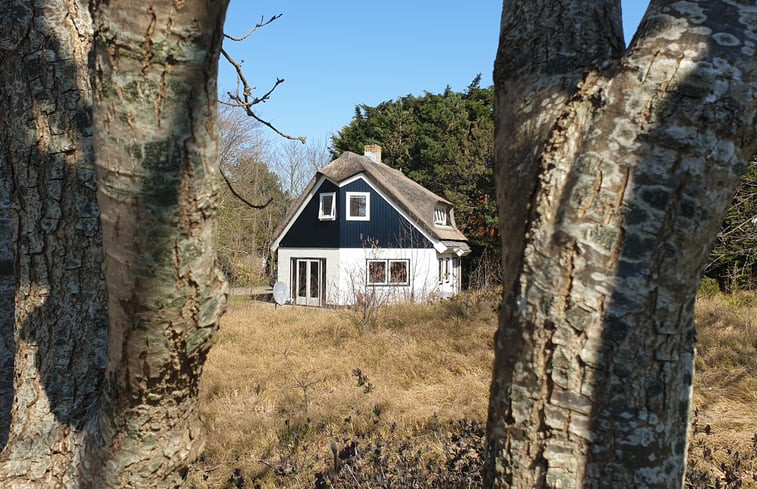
[319,192,336,220]
[434,206,450,226]
[346,192,370,221]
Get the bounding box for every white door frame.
[294,258,323,306]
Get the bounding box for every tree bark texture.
[90,1,229,486]
[486,1,757,488]
[0,0,229,487]
[0,1,108,487]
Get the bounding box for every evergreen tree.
[332,77,498,258]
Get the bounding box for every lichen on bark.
[486,1,757,488]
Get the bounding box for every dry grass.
[688,292,757,488]
[190,292,498,487]
[189,290,756,488]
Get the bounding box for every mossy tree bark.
[90,0,229,486]
[486,1,757,488]
[0,1,229,487]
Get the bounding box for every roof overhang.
[438,240,472,257]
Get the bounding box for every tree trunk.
[0,1,229,487]
[486,1,757,488]
[87,1,230,486]
[0,2,108,486]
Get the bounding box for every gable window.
[346,192,370,221]
[319,192,336,220]
[367,259,409,285]
[434,206,449,226]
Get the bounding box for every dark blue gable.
[338,179,431,248]
[280,179,340,248]
[279,177,432,249]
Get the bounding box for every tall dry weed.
[687,292,757,488]
[189,291,755,488]
[190,292,498,487]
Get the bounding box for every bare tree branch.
[223,91,307,143]
[219,166,273,209]
[223,14,282,42]
[218,11,306,212]
[220,17,307,144]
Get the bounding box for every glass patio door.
[295,259,322,306]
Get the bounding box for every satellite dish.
[272,282,289,306]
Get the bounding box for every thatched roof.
[273,151,468,249]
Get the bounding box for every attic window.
[434,206,450,226]
[319,192,336,220]
[346,192,370,221]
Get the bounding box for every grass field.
[189,290,756,488]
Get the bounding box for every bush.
[699,277,721,299]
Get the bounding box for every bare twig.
[218,13,306,209]
[220,28,306,144]
[224,14,282,42]
[225,93,307,143]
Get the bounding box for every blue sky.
[219,1,650,148]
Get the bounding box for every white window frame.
[434,206,450,226]
[366,259,410,286]
[346,191,370,221]
[319,192,336,220]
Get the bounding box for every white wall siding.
[336,248,444,305]
[278,247,462,306]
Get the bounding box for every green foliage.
[705,160,757,291]
[331,76,498,256]
[698,277,721,299]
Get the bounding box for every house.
[270,145,471,306]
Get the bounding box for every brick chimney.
[363,144,381,164]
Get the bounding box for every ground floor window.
[367,259,409,285]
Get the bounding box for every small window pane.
[389,261,407,284]
[298,262,307,297]
[322,195,333,212]
[368,261,386,284]
[309,261,319,298]
[350,195,366,217]
[319,193,335,220]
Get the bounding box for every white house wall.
[276,248,341,305]
[277,247,462,306]
[336,248,453,305]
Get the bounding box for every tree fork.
[486,1,757,488]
